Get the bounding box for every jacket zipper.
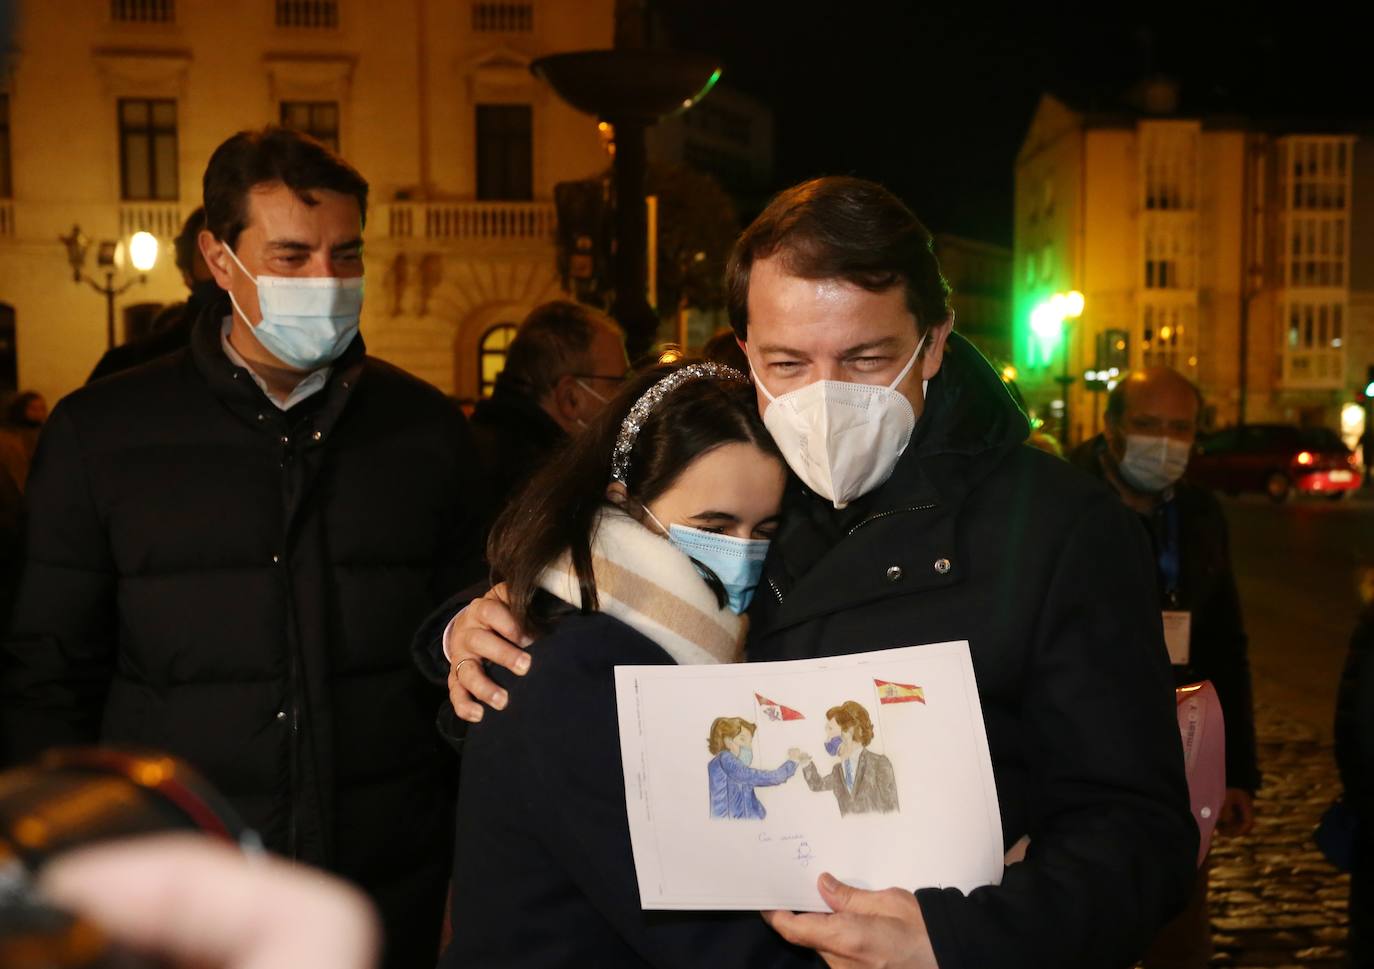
[845,502,938,537]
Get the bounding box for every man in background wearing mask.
[0,128,485,969]
[1070,366,1259,969]
[428,176,1197,968]
[469,299,627,515]
[87,207,220,382]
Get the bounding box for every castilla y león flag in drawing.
[874,679,925,705]
[755,693,805,721]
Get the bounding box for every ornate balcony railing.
[382,201,554,243]
[119,203,182,239]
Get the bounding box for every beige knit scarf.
[537,506,745,665]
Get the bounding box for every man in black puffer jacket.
[0,127,485,969]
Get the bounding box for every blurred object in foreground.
[0,747,257,968]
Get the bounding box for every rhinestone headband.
[610,362,747,485]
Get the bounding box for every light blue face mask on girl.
[644,507,770,615]
[224,244,364,371]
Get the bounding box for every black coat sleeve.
[1189,493,1260,792]
[917,496,1197,969]
[0,405,116,766]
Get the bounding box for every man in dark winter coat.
[426,176,1197,968]
[470,300,626,513]
[1069,366,1259,968]
[0,128,484,969]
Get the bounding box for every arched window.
[0,303,15,392]
[478,322,518,398]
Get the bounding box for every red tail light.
[1296,451,1314,466]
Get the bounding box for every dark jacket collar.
[873,331,1030,512]
[188,297,367,436]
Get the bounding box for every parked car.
[1189,424,1360,502]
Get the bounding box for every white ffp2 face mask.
[1118,434,1192,493]
[752,335,927,509]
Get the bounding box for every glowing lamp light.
[1030,303,1061,342]
[1001,365,1018,383]
[1296,451,1315,466]
[129,231,159,273]
[656,347,683,365]
[1048,293,1067,319]
[1063,290,1085,318]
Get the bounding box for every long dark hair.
[489,363,780,634]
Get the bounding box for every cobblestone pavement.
[1206,707,1349,968]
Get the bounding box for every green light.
[682,68,723,111]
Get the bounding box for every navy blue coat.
[441,601,820,969]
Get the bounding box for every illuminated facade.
[932,233,1012,367]
[1014,91,1374,443]
[0,0,613,402]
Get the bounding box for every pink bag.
[1176,681,1226,866]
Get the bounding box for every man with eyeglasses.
[469,300,629,514]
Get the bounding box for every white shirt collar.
[220,316,330,411]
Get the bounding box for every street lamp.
[1030,289,1084,447]
[59,224,160,349]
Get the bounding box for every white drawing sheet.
[614,641,1003,912]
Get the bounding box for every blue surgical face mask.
[736,745,753,766]
[643,507,770,614]
[224,244,363,371]
[825,735,843,757]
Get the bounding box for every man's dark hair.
[502,301,622,400]
[172,207,206,277]
[202,127,368,248]
[725,176,951,341]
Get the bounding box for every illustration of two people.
[707,700,899,820]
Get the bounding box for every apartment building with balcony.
[1013,87,1374,444]
[0,0,612,402]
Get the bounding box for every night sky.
[656,3,1374,247]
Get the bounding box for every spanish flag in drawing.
[874,679,925,705]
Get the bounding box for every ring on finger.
[453,657,477,679]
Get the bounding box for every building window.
[1282,298,1345,386]
[472,2,533,32]
[0,303,15,393]
[1143,218,1195,289]
[1141,124,1198,211]
[1287,215,1346,288]
[1140,303,1195,371]
[0,94,12,198]
[479,322,518,397]
[476,104,532,201]
[1285,138,1350,211]
[111,0,174,22]
[276,0,338,28]
[118,98,178,201]
[280,101,339,152]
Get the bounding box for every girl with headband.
[440,362,817,967]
